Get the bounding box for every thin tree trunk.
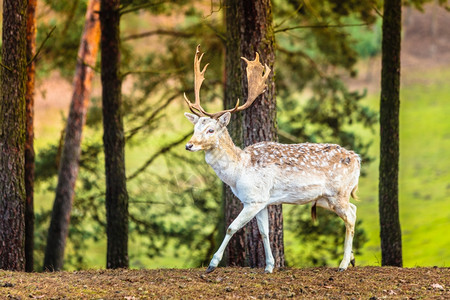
[25,0,38,273]
[43,0,101,271]
[100,0,129,269]
[0,0,28,271]
[379,0,403,267]
[223,0,246,267]
[241,0,284,268]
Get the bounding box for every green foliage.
[278,75,377,163]
[344,17,382,58]
[274,0,379,165]
[284,206,367,267]
[37,0,88,79]
[271,0,378,265]
[127,151,222,267]
[33,210,52,271]
[34,143,60,185]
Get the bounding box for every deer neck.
[204,129,245,187]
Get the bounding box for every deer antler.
[183,45,210,117]
[235,53,271,113]
[184,46,271,119]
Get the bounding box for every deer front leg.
[206,204,264,273]
[256,207,275,273]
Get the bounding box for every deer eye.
[207,128,215,134]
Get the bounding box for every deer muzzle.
[185,143,194,151]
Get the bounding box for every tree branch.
[275,22,369,34]
[274,2,304,29]
[205,22,226,43]
[121,67,185,79]
[373,6,384,18]
[0,62,13,72]
[204,0,223,18]
[120,0,171,15]
[80,59,101,73]
[127,131,193,181]
[28,26,56,66]
[278,130,302,143]
[126,91,191,140]
[277,46,326,78]
[129,200,167,205]
[122,29,194,41]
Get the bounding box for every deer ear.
[184,112,199,125]
[218,112,231,127]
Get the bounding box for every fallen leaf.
[431,283,444,291]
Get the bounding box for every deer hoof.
[264,265,274,274]
[206,266,216,273]
[338,267,346,272]
[350,258,356,267]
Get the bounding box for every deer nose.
[185,143,193,151]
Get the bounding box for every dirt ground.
[1,267,448,299]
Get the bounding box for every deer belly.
[268,182,325,206]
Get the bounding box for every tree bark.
[0,0,28,271]
[100,0,129,269]
[241,0,284,269]
[223,0,246,267]
[43,0,101,271]
[379,0,403,267]
[25,0,38,273]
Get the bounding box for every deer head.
[184,112,231,152]
[184,45,271,151]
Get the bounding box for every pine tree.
[379,0,403,267]
[44,0,101,271]
[25,0,38,272]
[223,0,246,267]
[241,0,284,269]
[0,0,28,271]
[100,0,129,269]
[223,0,285,269]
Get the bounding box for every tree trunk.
[25,0,38,273]
[241,0,284,269]
[223,0,246,267]
[379,0,403,267]
[43,0,101,271]
[100,0,129,269]
[0,0,28,271]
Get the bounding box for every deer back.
[239,142,361,204]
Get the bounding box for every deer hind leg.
[256,207,275,273]
[206,204,265,273]
[335,202,357,271]
[316,198,357,270]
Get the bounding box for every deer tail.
[351,184,359,201]
[311,201,317,222]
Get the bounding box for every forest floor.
[1,267,449,299]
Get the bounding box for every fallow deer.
[183,45,360,273]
